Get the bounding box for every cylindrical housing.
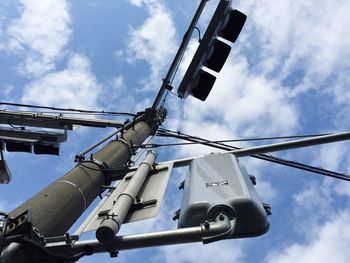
[96,150,157,244]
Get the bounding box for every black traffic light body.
[0,128,64,155]
[178,0,246,101]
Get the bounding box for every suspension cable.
[156,128,350,182]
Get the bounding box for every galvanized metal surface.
[177,154,269,238]
[81,163,173,234]
[159,130,350,167]
[95,151,158,244]
[8,121,152,237]
[150,0,208,110]
[46,214,235,256]
[0,109,124,130]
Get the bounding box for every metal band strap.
[56,180,87,210]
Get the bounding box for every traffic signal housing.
[177,153,270,238]
[178,0,246,101]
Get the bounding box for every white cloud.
[240,0,350,96]
[262,133,350,262]
[331,72,350,109]
[157,2,350,260]
[158,241,245,263]
[293,180,335,221]
[5,0,71,76]
[176,52,298,152]
[264,172,350,263]
[21,53,101,109]
[125,0,177,89]
[128,0,143,7]
[266,211,350,263]
[310,142,349,172]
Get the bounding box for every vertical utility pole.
[3,108,166,262]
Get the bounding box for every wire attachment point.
[193,26,202,42]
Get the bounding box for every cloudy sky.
[1,0,350,262]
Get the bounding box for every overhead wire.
[161,90,170,107]
[78,162,130,173]
[192,26,202,42]
[156,128,350,182]
[152,130,333,147]
[7,118,25,131]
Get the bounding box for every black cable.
[152,14,204,109]
[78,163,107,172]
[7,117,26,131]
[169,90,178,96]
[158,36,186,107]
[157,129,350,182]
[78,162,130,173]
[193,26,202,42]
[158,128,332,142]
[152,132,333,147]
[170,44,186,86]
[0,101,136,117]
[161,90,170,108]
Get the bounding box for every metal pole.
[47,214,235,256]
[2,106,166,262]
[96,150,157,244]
[73,181,118,237]
[0,109,125,130]
[8,121,153,237]
[231,130,350,157]
[158,130,350,181]
[163,130,350,167]
[75,126,124,161]
[75,115,144,161]
[150,0,209,111]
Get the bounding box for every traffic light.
[34,143,60,155]
[178,0,246,101]
[0,128,65,155]
[6,140,32,153]
[176,154,270,238]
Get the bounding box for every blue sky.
[1,0,350,262]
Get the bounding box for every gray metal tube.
[75,126,123,161]
[163,130,350,168]
[95,150,157,244]
[232,130,350,157]
[75,115,145,161]
[64,215,235,254]
[0,109,125,130]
